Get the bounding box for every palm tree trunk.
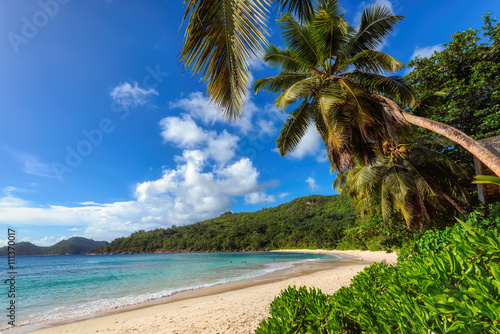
[401,111,500,177]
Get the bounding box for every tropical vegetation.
[406,13,500,169]
[92,195,355,253]
[176,2,500,332]
[256,211,500,333]
[333,135,469,232]
[0,237,106,256]
[181,0,500,176]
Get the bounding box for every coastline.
[26,250,396,334]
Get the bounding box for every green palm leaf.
[276,99,312,156]
[312,2,348,69]
[262,45,307,72]
[181,0,270,119]
[253,72,308,94]
[347,72,416,107]
[341,50,404,74]
[277,13,320,67]
[275,76,319,109]
[276,0,314,22]
[345,5,403,57]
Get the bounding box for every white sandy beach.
[30,250,396,334]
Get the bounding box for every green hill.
[0,237,107,255]
[92,194,355,254]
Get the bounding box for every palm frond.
[262,45,308,72]
[317,80,346,115]
[347,72,416,107]
[412,91,448,115]
[345,4,403,57]
[277,13,320,67]
[254,72,309,94]
[276,99,312,156]
[340,50,404,74]
[312,5,349,67]
[275,76,319,109]
[312,102,329,144]
[181,0,270,119]
[276,0,314,22]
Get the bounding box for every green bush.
[255,286,359,333]
[398,203,500,261]
[256,218,500,333]
[338,211,412,252]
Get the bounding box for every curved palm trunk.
[401,112,500,177]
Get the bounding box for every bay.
[1,251,334,332]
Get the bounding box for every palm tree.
[180,0,500,176]
[333,137,469,232]
[180,0,314,119]
[254,1,413,171]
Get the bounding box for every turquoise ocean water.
[0,252,334,331]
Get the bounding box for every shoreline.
[24,250,396,334]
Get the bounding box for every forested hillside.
[0,237,107,255]
[91,195,355,254]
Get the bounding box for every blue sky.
[0,0,498,246]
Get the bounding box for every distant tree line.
[0,237,106,256]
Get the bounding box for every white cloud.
[169,92,285,137]
[33,236,57,247]
[278,192,290,199]
[110,81,158,107]
[0,119,277,242]
[169,92,225,125]
[245,192,275,204]
[160,115,208,147]
[286,125,323,160]
[78,201,103,206]
[249,57,266,71]
[410,44,444,61]
[160,115,239,164]
[206,130,239,163]
[0,190,31,207]
[306,177,319,191]
[257,119,276,136]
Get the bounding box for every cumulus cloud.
[110,81,158,107]
[245,192,275,204]
[160,115,239,164]
[306,177,319,191]
[160,115,208,147]
[409,44,444,61]
[0,154,266,241]
[169,92,285,136]
[0,118,277,242]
